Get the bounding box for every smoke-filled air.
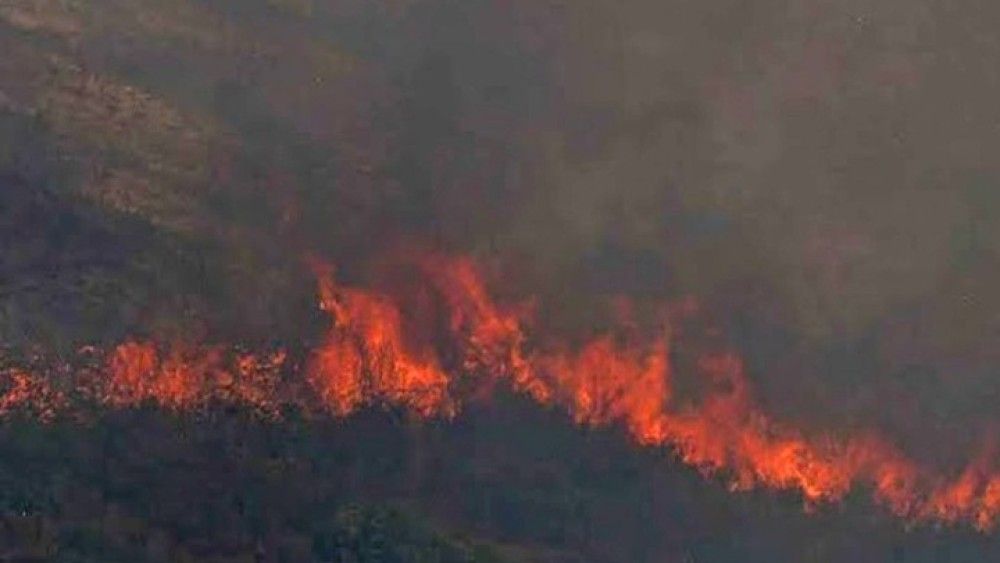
[5,0,1000,561]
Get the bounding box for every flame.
[308,261,453,417]
[0,369,66,422]
[3,250,1000,530]
[539,336,670,445]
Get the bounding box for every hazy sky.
[5,0,1000,469]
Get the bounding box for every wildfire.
[2,250,1000,530]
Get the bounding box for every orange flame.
[3,250,1000,530]
[308,261,453,417]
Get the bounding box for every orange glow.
[421,254,548,402]
[3,250,1000,530]
[0,369,66,422]
[538,336,670,445]
[308,262,453,417]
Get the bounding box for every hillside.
[5,1,1000,562]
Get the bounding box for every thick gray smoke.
[4,0,1000,466]
[348,1,1000,463]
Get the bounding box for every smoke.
[6,0,1000,530]
[293,0,1000,466]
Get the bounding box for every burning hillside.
[5,0,1000,561]
[4,249,1000,534]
